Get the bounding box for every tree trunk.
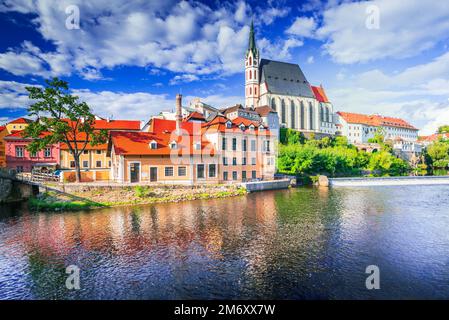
[74,154,81,183]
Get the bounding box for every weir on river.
[329,175,449,187]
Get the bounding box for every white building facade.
[336,112,419,144]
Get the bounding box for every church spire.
[247,19,258,57]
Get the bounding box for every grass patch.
[134,186,156,198]
[28,197,105,212]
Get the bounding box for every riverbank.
[28,184,247,211]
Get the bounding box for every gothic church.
[245,21,336,135]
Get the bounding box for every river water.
[1,185,449,300]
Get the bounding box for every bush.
[134,186,156,198]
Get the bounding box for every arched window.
[249,56,252,65]
[281,99,286,124]
[255,87,257,95]
[253,70,256,80]
[249,71,252,80]
[300,101,305,129]
[309,102,314,130]
[290,101,295,129]
[249,87,252,95]
[271,98,276,111]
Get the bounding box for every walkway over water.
[329,175,449,187]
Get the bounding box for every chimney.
[176,94,182,134]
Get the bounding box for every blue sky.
[1,0,449,134]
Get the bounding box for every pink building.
[4,131,60,172]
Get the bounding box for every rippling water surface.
[1,186,449,299]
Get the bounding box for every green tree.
[24,78,107,182]
[438,125,449,134]
[426,141,449,168]
[368,127,386,144]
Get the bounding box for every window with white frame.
[197,164,205,179]
[165,166,174,176]
[15,146,24,157]
[208,164,216,178]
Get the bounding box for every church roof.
[247,20,258,57]
[311,85,330,103]
[259,59,314,98]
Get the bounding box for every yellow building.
[59,119,141,182]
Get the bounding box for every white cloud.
[329,51,449,135]
[307,56,314,64]
[258,37,304,61]
[317,0,449,64]
[0,0,296,82]
[169,74,200,85]
[0,80,38,109]
[0,80,243,121]
[257,6,290,26]
[286,16,317,38]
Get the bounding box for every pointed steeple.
[247,19,258,57]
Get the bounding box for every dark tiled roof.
[259,59,314,98]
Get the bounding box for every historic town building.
[336,112,419,144]
[244,21,336,136]
[111,95,276,184]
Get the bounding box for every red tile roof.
[418,133,449,142]
[4,130,51,140]
[110,131,214,156]
[337,112,417,130]
[0,126,5,133]
[60,142,108,150]
[202,115,272,135]
[8,117,32,124]
[311,85,329,103]
[149,118,202,135]
[255,105,276,116]
[185,112,205,122]
[62,119,140,130]
[232,117,261,127]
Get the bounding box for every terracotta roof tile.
[110,131,214,156]
[337,112,417,130]
[8,117,32,124]
[311,85,329,103]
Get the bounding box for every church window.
[249,87,252,95]
[253,70,256,79]
[255,87,257,95]
[309,102,314,130]
[271,98,276,111]
[290,101,295,129]
[300,101,305,129]
[320,105,324,122]
[281,99,286,124]
[249,56,252,65]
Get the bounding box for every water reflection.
[1,186,449,299]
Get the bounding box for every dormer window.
[249,124,255,131]
[259,125,265,131]
[239,124,245,131]
[226,121,232,129]
[169,141,178,149]
[149,140,157,149]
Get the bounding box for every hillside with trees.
[277,128,410,178]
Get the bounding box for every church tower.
[245,20,259,109]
